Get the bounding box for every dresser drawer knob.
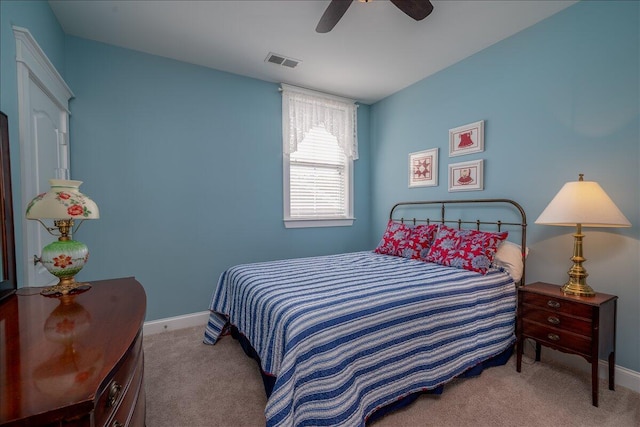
[547,333,560,341]
[547,316,560,325]
[547,300,560,309]
[107,381,122,408]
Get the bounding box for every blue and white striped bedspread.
[204,251,516,427]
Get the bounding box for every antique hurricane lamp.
[535,174,630,297]
[26,179,99,296]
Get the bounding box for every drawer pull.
[547,333,560,341]
[107,381,122,408]
[547,300,560,309]
[547,316,560,325]
[112,421,124,427]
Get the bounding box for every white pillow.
[493,241,528,282]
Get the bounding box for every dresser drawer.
[128,372,146,427]
[520,291,593,318]
[521,319,592,356]
[520,305,592,336]
[106,355,144,427]
[95,331,143,426]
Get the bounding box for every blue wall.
[1,1,638,372]
[0,0,67,285]
[370,0,639,371]
[63,37,372,322]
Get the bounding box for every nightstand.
[516,282,617,407]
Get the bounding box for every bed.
[204,199,527,426]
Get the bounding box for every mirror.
[1,111,17,302]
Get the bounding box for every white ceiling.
[49,0,578,104]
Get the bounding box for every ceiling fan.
[316,0,434,33]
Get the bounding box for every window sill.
[284,218,355,229]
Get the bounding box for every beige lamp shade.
[535,174,630,297]
[535,178,630,227]
[26,180,99,220]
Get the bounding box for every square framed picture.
[449,120,484,157]
[409,148,438,188]
[448,159,483,192]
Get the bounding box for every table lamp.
[26,179,99,296]
[535,174,631,297]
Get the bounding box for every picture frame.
[448,159,484,192]
[449,120,484,157]
[408,148,438,188]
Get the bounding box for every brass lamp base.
[41,276,91,297]
[561,224,596,298]
[561,280,596,297]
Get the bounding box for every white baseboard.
[144,312,640,394]
[529,340,640,394]
[143,310,210,336]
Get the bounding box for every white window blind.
[290,126,346,218]
[282,85,357,228]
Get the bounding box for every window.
[281,85,357,228]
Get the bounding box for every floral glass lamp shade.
[26,179,99,296]
[535,174,631,297]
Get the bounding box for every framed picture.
[449,120,484,157]
[409,148,438,188]
[448,159,483,192]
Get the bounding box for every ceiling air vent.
[265,52,301,69]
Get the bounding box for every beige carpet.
[143,326,639,426]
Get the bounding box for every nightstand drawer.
[520,305,591,336]
[521,319,592,355]
[520,291,592,318]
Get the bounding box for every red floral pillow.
[426,225,508,274]
[374,220,412,257]
[404,224,439,261]
[458,228,508,264]
[426,225,461,265]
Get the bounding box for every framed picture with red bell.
[449,120,484,157]
[408,148,438,188]
[448,159,484,192]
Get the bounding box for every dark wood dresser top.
[0,277,146,425]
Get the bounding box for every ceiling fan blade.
[316,0,354,33]
[390,0,434,21]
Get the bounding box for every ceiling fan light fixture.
[317,0,433,33]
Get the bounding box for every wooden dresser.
[516,281,617,407]
[0,277,146,426]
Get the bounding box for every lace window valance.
[281,84,358,160]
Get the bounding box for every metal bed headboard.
[389,199,527,286]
